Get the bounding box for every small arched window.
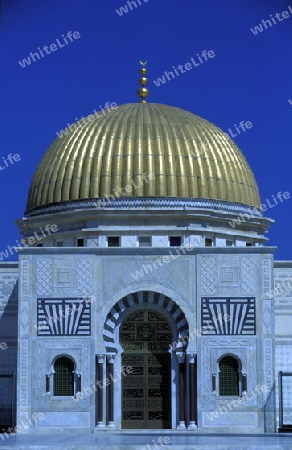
[53,356,74,396]
[219,355,240,396]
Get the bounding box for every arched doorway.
[120,309,172,429]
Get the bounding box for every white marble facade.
[0,199,291,434]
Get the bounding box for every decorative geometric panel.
[262,259,272,298]
[240,258,256,295]
[20,259,30,297]
[37,298,91,335]
[218,267,238,286]
[19,303,29,335]
[55,256,75,268]
[20,340,28,409]
[58,272,70,283]
[54,268,74,286]
[37,258,52,296]
[262,300,273,335]
[77,259,92,296]
[0,282,13,297]
[201,257,216,295]
[276,345,292,373]
[264,339,273,391]
[201,297,255,335]
[274,276,292,298]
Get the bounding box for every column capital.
[97,354,105,364]
[187,353,197,363]
[107,354,116,364]
[176,352,186,364]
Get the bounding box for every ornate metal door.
[121,310,172,429]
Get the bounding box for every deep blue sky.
[0,0,292,260]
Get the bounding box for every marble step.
[0,445,292,450]
[1,432,292,450]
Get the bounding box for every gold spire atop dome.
[138,61,149,103]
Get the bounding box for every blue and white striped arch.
[103,291,189,354]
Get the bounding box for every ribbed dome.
[26,103,261,213]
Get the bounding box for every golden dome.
[26,103,261,213]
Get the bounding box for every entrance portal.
[120,309,172,429]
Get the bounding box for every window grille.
[139,236,151,247]
[219,356,239,396]
[108,236,120,247]
[53,357,74,396]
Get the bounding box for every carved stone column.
[242,373,247,395]
[76,373,81,394]
[45,373,51,393]
[177,353,186,430]
[96,354,105,429]
[107,354,116,428]
[212,373,216,393]
[188,353,197,430]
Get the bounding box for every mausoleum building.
[1,69,292,434]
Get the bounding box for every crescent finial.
[138,61,149,103]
